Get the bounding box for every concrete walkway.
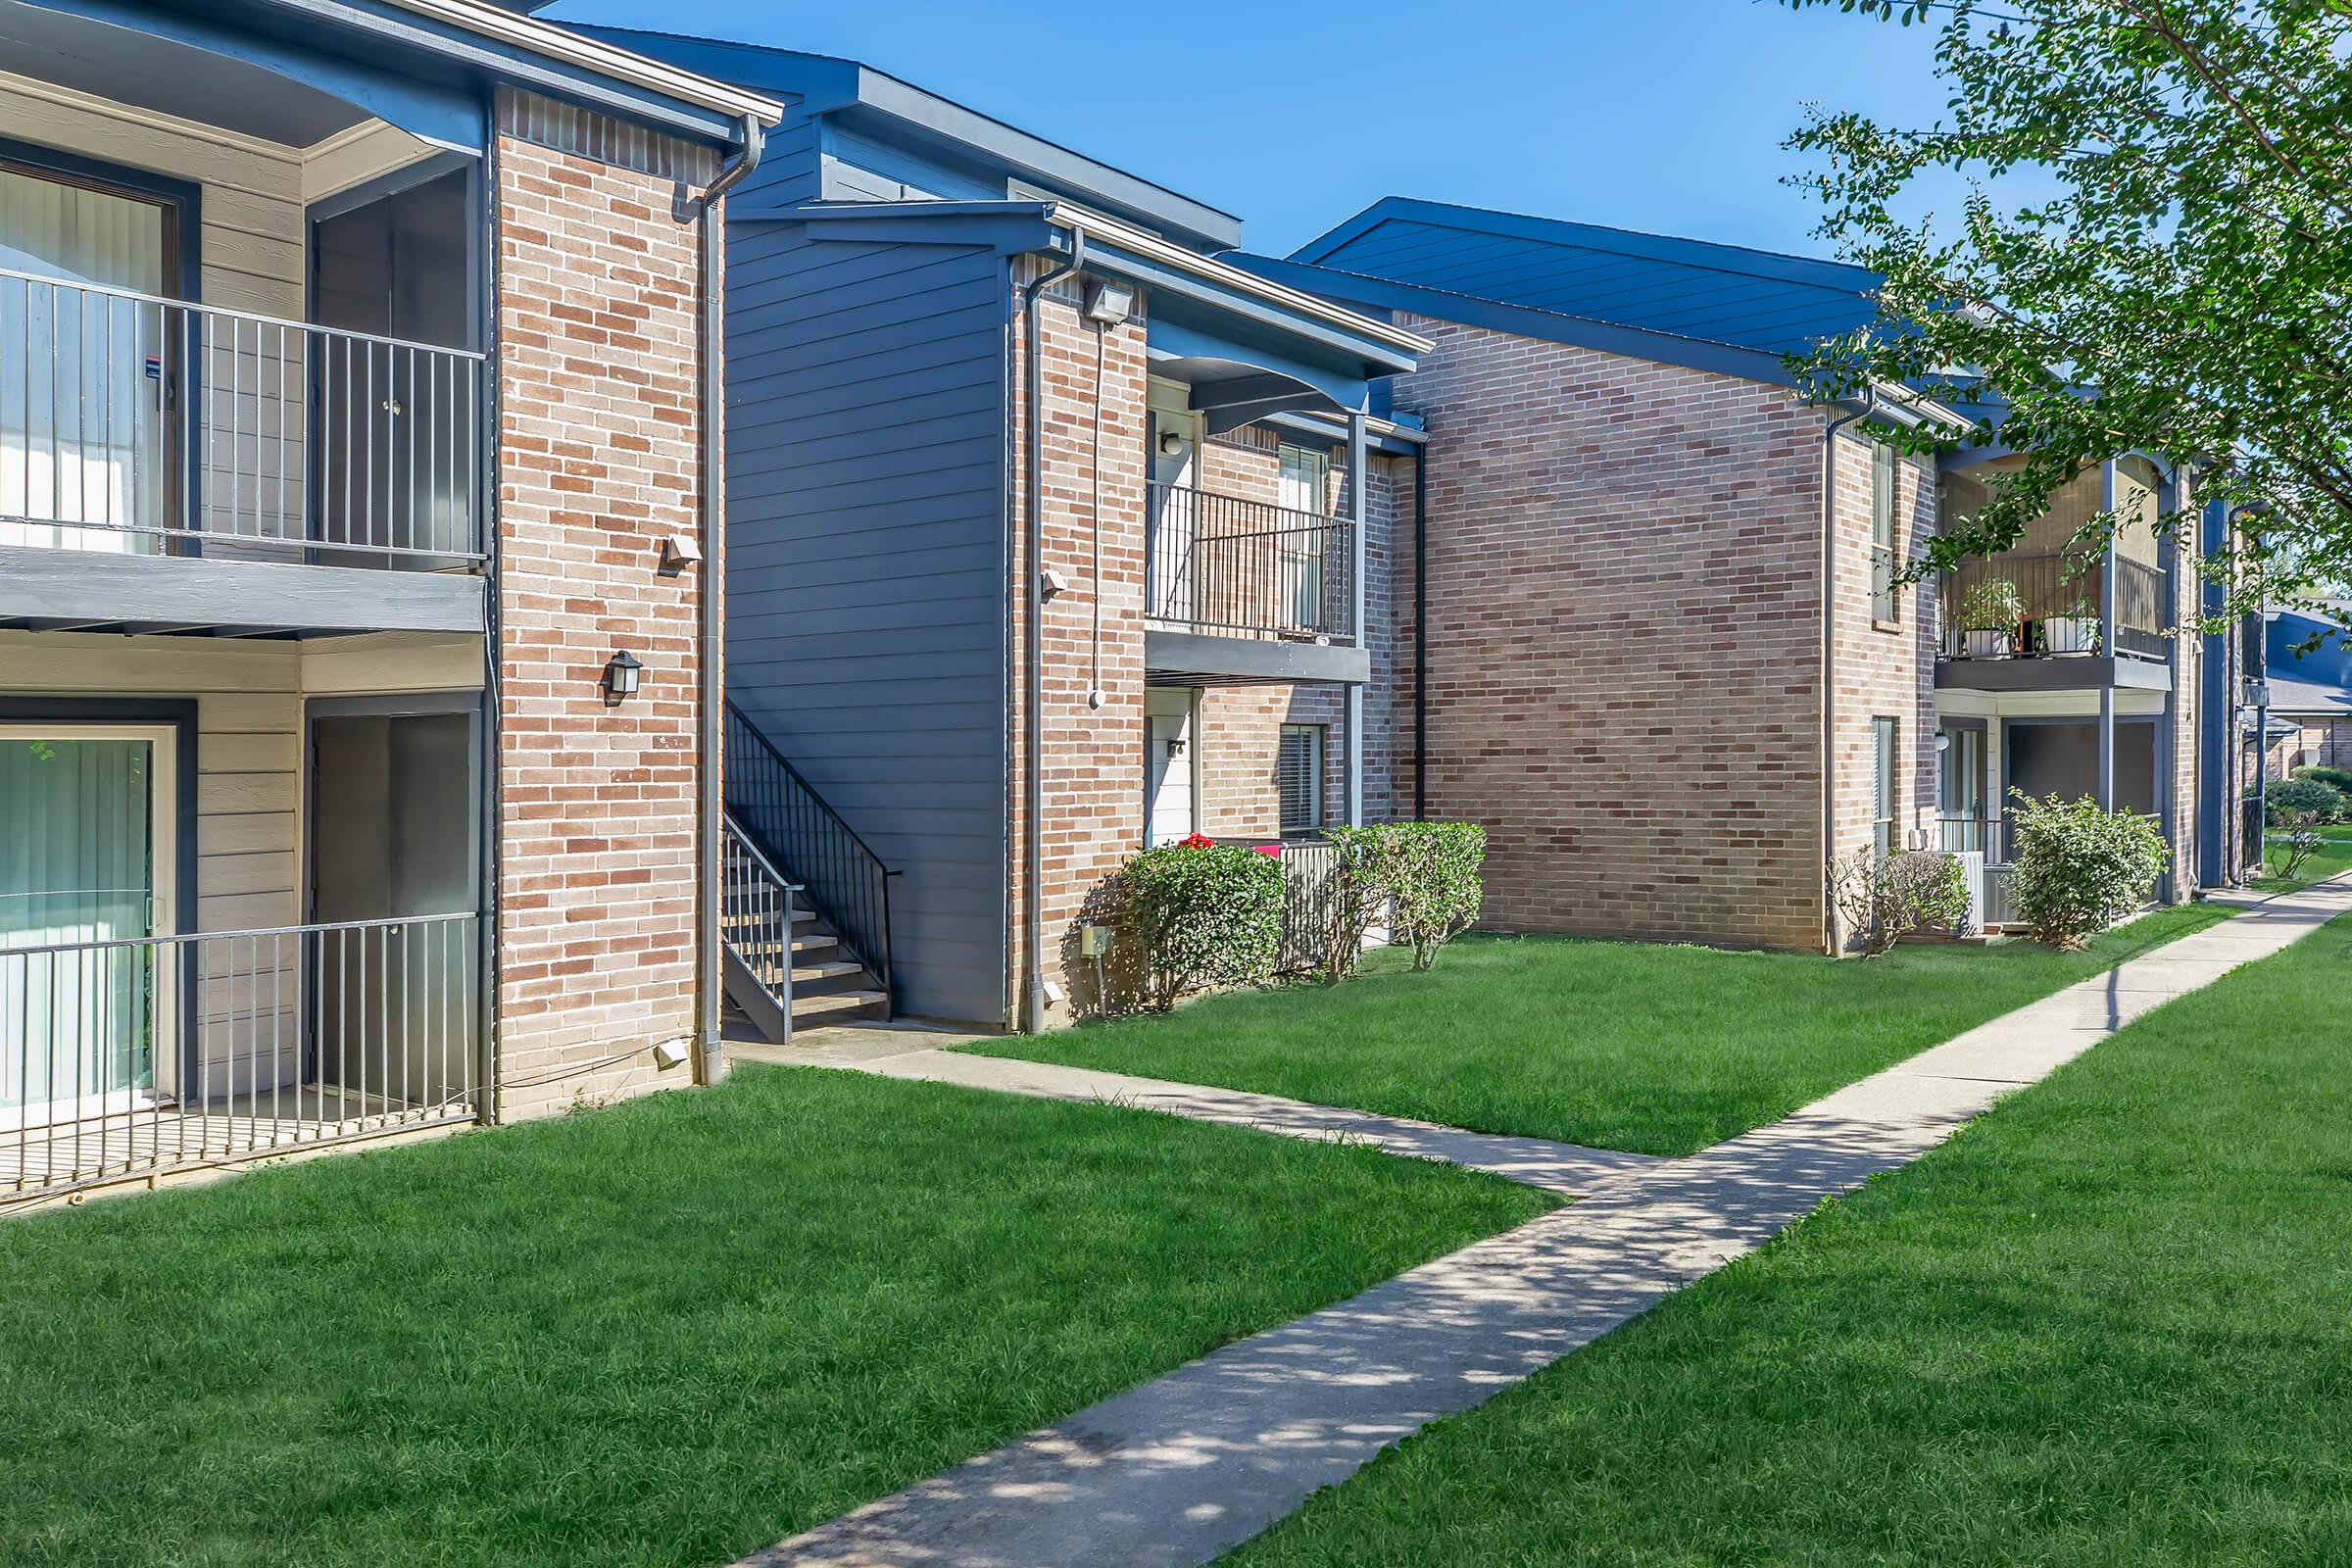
[745,1025,1661,1195]
[739,881,2352,1568]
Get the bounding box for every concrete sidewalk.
[742,881,2352,1568]
[745,1028,1662,1196]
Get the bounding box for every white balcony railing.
[1,268,485,566]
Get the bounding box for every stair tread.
[791,989,886,1015]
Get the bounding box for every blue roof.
[2269,610,2352,708]
[1288,197,1880,361]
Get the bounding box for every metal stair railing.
[723,702,895,1010]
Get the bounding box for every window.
[1277,445,1330,631]
[1278,724,1325,836]
[0,162,176,545]
[1873,716,1900,858]
[1870,440,1898,624]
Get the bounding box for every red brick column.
[1006,269,1149,1025]
[492,114,710,1117]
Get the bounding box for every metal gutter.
[1020,233,1085,1033]
[1821,390,1875,956]
[1413,446,1428,820]
[677,114,765,1084]
[1052,212,1430,359]
[364,0,787,122]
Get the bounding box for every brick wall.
[492,104,711,1117]
[1825,427,1941,925]
[1389,317,1832,950]
[1188,431,1410,836]
[1007,266,1149,1025]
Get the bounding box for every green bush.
[1830,848,1974,956]
[1388,821,1488,971]
[2285,770,2342,817]
[2268,776,2347,824]
[2006,790,2169,950]
[1316,825,1406,986]
[1313,821,1489,981]
[1123,838,1284,1010]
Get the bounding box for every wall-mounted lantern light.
[602,650,644,706]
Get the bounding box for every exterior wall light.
[1082,276,1135,325]
[602,650,644,706]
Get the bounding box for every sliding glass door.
[0,161,175,551]
[0,728,175,1125]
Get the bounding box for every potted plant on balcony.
[2044,593,2101,656]
[1957,577,2026,658]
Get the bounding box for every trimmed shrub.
[2006,790,2169,950]
[1316,825,1407,986]
[1123,837,1284,1010]
[2294,763,2352,798]
[2268,776,2347,825]
[1388,821,1488,971]
[1830,848,1974,956]
[2275,774,2349,822]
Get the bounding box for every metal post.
[1345,413,1368,827]
[2098,460,2118,809]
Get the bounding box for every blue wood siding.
[724,220,1010,1025]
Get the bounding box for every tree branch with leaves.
[1785,0,2352,633]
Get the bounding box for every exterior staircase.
[721,704,896,1040]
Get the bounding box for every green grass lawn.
[0,1067,1549,1568]
[1224,909,2352,1568]
[970,906,2231,1156]
[2255,819,2352,892]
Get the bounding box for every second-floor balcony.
[1145,481,1356,643]
[0,269,486,637]
[1937,549,2169,672]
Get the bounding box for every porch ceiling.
[2,1,367,145]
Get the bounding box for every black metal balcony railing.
[1146,482,1355,642]
[0,268,485,566]
[1938,550,2167,662]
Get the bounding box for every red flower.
[1177,832,1217,850]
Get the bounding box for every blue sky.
[548,0,1952,259]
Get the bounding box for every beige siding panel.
[200,850,298,898]
[0,630,301,934]
[197,811,300,857]
[199,732,299,774]
[301,633,486,695]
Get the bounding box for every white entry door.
[1144,689,1197,846]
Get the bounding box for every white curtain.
[0,168,168,552]
[0,737,157,1115]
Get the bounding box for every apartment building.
[0,0,780,1207]
[584,28,1425,1031]
[1242,197,2246,948]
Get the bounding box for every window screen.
[1278,724,1324,835]
[1873,715,1899,858]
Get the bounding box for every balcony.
[1143,482,1364,685]
[2,913,481,1206]
[0,270,487,638]
[1936,549,2171,692]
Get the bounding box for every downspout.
[1820,390,1874,955]
[678,115,764,1086]
[1021,226,1085,1033]
[1412,443,1428,820]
